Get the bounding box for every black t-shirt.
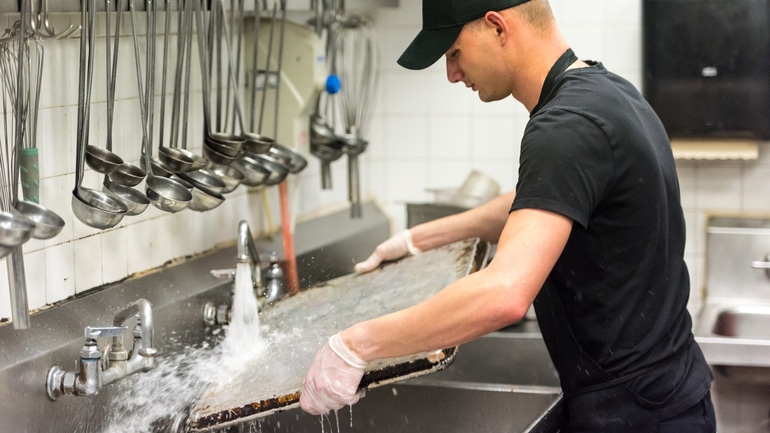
[510,62,697,390]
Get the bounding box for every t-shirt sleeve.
[510,109,615,229]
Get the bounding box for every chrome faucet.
[46,299,157,400]
[236,220,262,291]
[203,221,288,325]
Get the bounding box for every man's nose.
[446,57,463,83]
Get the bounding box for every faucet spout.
[112,298,156,357]
[236,220,262,289]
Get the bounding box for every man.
[300,0,716,431]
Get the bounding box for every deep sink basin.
[253,383,562,433]
[712,305,770,340]
[212,325,563,433]
[695,302,770,384]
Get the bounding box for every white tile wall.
[0,0,768,429]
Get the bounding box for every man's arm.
[345,207,572,361]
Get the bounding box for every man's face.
[444,20,510,103]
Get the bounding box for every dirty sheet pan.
[188,238,487,431]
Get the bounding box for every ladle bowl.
[0,211,36,248]
[242,132,274,154]
[71,187,128,229]
[250,153,290,186]
[175,148,207,171]
[232,155,270,187]
[207,162,244,193]
[171,175,195,190]
[177,169,227,195]
[269,142,307,174]
[86,145,124,174]
[310,113,336,147]
[108,161,146,187]
[140,154,175,178]
[206,134,245,158]
[146,176,192,213]
[103,180,150,216]
[187,184,225,212]
[158,146,195,173]
[13,201,65,240]
[203,141,238,165]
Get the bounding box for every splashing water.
[100,263,267,433]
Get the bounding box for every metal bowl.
[174,147,207,171]
[242,132,274,154]
[207,162,244,193]
[249,153,290,186]
[159,146,195,173]
[269,143,307,174]
[203,141,238,165]
[13,201,65,240]
[187,184,226,212]
[232,155,271,186]
[171,175,195,190]
[108,161,146,187]
[85,145,124,174]
[141,155,175,178]
[177,169,227,195]
[146,176,193,213]
[71,188,128,230]
[206,134,245,158]
[102,181,150,216]
[0,211,35,248]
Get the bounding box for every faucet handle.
[84,326,128,340]
[210,268,236,279]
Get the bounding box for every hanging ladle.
[102,0,150,215]
[156,0,195,173]
[217,0,274,154]
[83,0,124,176]
[195,0,244,162]
[130,0,191,212]
[72,0,128,229]
[105,0,147,187]
[166,0,206,171]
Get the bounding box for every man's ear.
[484,11,509,43]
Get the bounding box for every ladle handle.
[129,0,153,173]
[193,0,213,135]
[74,0,89,189]
[213,0,246,134]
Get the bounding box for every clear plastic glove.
[299,333,368,415]
[354,230,421,273]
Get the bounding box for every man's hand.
[354,230,421,273]
[299,333,368,415]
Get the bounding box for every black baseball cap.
[397,0,533,70]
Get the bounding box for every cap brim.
[397,25,464,70]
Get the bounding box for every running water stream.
[101,262,265,433]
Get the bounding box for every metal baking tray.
[188,238,488,431]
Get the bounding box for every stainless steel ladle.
[195,0,244,159]
[102,0,149,216]
[71,0,128,229]
[130,0,191,213]
[156,0,195,174]
[84,0,124,176]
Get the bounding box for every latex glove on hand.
[354,229,421,273]
[300,333,368,415]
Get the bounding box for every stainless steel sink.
[695,302,770,384]
[712,305,770,339]
[252,383,562,433]
[423,330,560,388]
